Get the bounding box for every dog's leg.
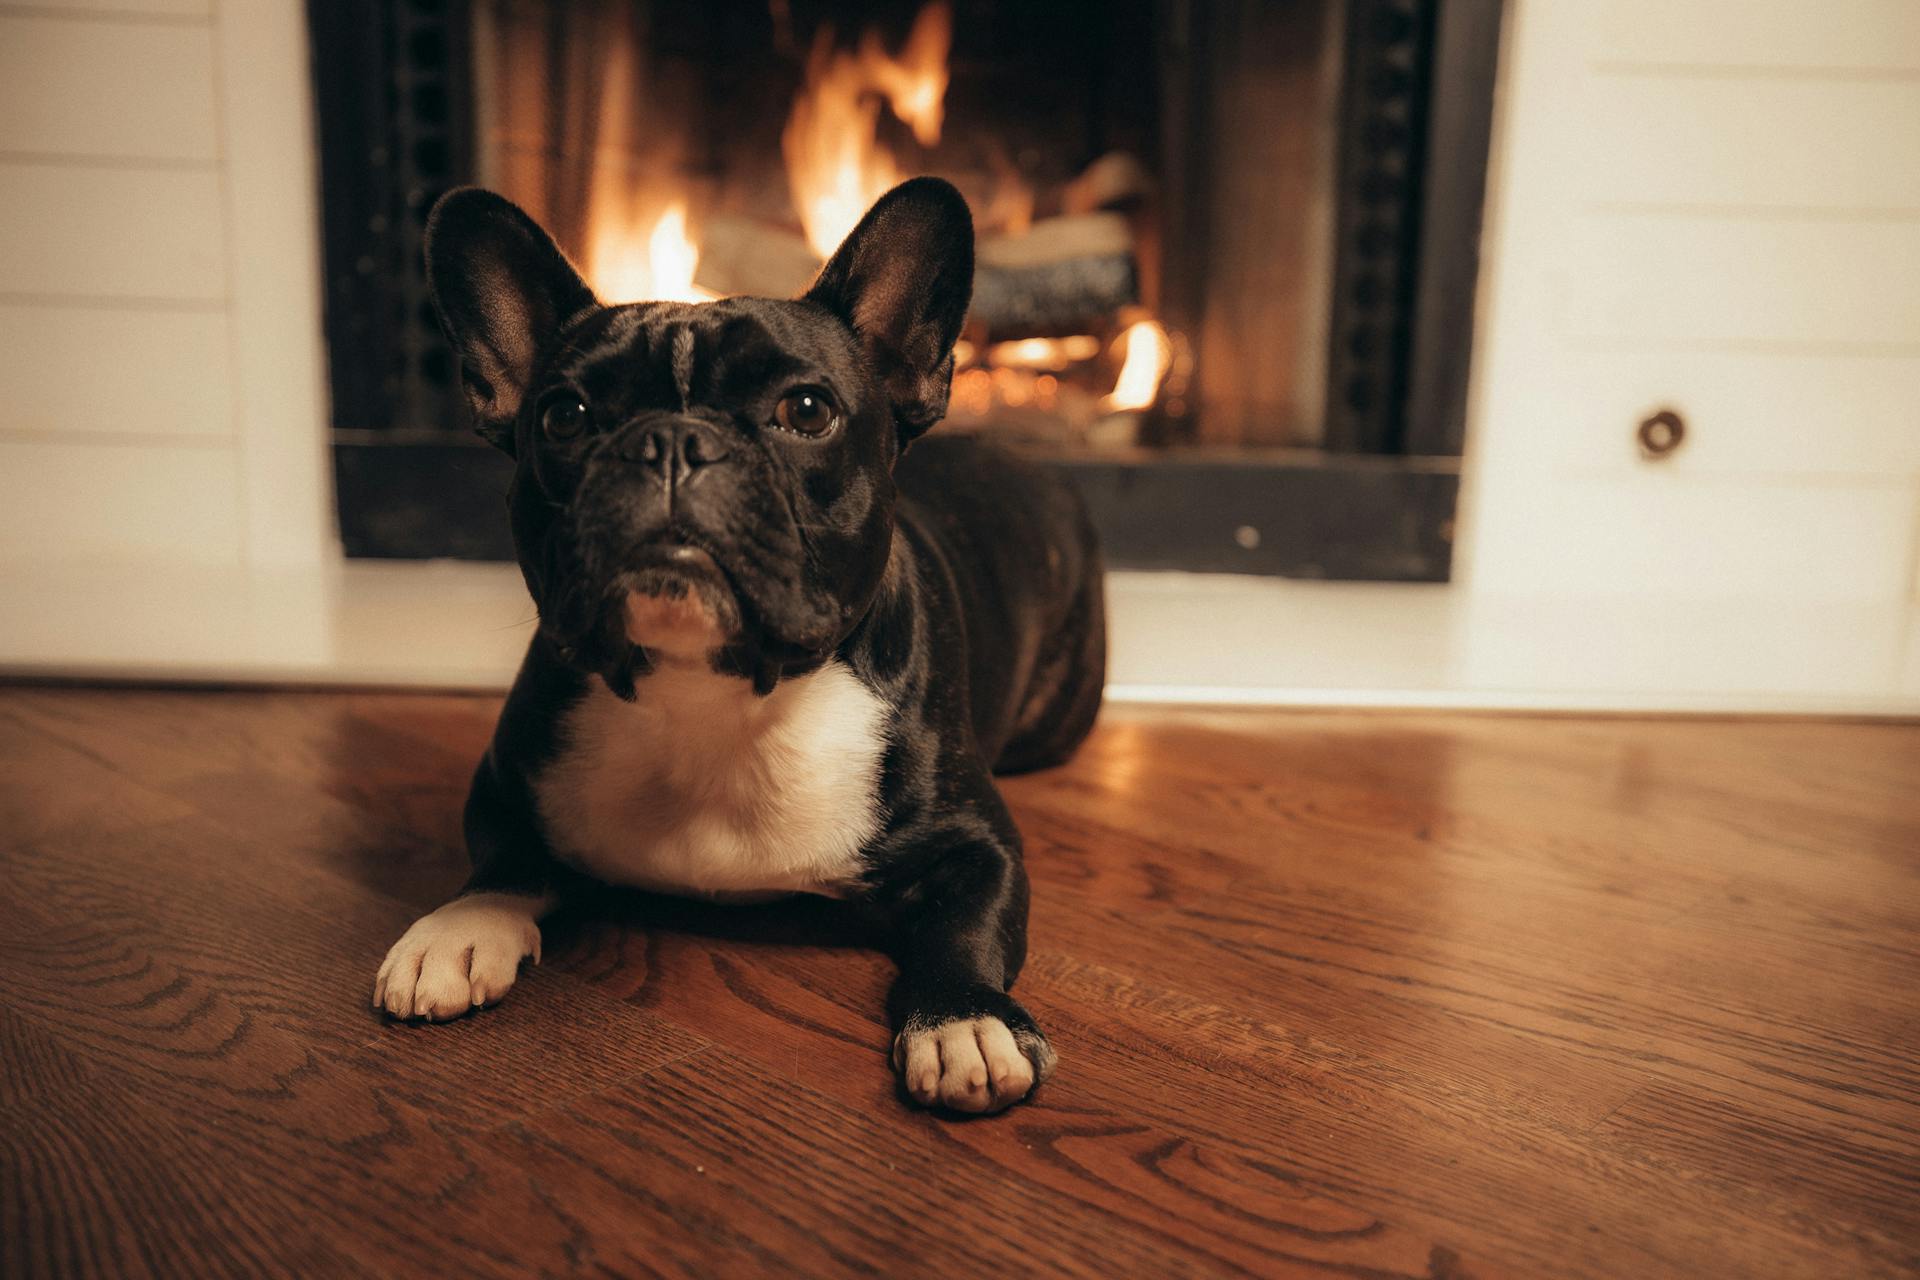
[373,752,564,1021]
[880,827,1055,1114]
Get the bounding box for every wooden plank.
[0,708,195,845]
[0,1005,373,1280]
[502,1049,1464,1278]
[0,14,217,161]
[0,303,233,440]
[0,163,227,301]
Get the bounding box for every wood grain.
[1,686,1916,1278]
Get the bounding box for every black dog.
[373,177,1105,1113]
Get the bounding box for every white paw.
[892,1016,1055,1114]
[372,893,547,1021]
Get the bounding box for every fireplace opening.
[312,0,1502,580]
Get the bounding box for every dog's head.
[425,178,973,695]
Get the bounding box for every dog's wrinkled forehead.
[551,299,869,421]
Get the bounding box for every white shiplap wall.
[1459,0,1912,598]
[0,1,332,567]
[1459,0,1920,623]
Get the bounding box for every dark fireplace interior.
[311,0,1500,580]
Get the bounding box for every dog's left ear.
[805,177,973,447]
[425,187,598,453]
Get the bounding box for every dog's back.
[894,433,1105,774]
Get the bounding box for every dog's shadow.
[541,881,894,963]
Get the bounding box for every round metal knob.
[1637,409,1685,459]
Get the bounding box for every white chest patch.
[533,659,889,900]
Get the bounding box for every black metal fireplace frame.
[313,0,1502,582]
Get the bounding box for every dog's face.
[425,179,974,694]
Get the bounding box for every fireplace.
[312,0,1500,580]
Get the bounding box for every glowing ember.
[986,335,1101,370]
[1104,319,1172,412]
[783,3,952,259]
[586,200,714,304]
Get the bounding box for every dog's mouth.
[615,543,744,661]
[541,518,839,699]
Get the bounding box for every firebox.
[312,0,1501,580]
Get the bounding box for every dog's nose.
[616,420,733,484]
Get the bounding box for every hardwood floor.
[1,686,1915,1278]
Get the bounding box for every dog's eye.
[773,388,839,438]
[541,396,590,441]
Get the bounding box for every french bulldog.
[372,176,1105,1113]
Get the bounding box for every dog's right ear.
[804,177,973,449]
[425,188,597,453]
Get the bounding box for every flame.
[647,205,703,298]
[586,200,714,304]
[783,3,952,259]
[577,14,712,304]
[1103,320,1172,412]
[563,0,1175,424]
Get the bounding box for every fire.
[563,0,1176,420]
[576,13,711,304]
[782,3,952,259]
[586,200,713,305]
[986,335,1101,370]
[1104,319,1172,412]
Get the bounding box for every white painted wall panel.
[0,164,227,300]
[0,15,218,160]
[212,0,336,565]
[1905,502,1920,694]
[0,441,241,564]
[1562,213,1920,346]
[0,1,330,573]
[1594,0,1920,72]
[1506,349,1920,478]
[1577,77,1920,211]
[0,303,233,440]
[1456,594,1912,700]
[1468,475,1915,603]
[26,1,209,15]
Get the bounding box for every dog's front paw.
[372,893,544,1021]
[892,998,1057,1114]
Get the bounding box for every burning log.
[693,215,821,300]
[693,211,1137,333]
[974,212,1137,334]
[1060,152,1155,216]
